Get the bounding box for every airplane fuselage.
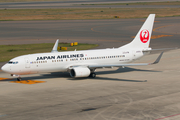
[2,48,144,75]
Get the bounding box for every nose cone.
[1,64,9,73]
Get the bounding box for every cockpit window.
[8,61,18,64]
[8,61,13,64]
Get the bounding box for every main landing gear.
[89,72,96,78]
[89,69,96,78]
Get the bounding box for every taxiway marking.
[10,80,46,84]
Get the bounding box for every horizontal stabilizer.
[143,47,178,52]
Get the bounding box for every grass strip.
[0,8,180,21]
[0,43,98,62]
[0,0,62,2]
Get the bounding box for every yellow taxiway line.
[0,77,46,84]
[10,80,46,84]
[0,77,12,80]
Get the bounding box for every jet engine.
[70,67,90,78]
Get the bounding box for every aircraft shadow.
[22,72,70,80]
[68,67,160,82]
[91,77,147,82]
[96,67,160,75]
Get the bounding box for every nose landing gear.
[11,74,22,81]
[17,77,22,81]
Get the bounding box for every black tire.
[17,78,21,81]
[89,73,96,78]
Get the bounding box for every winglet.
[151,52,163,64]
[51,39,59,53]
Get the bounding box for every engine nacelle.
[70,67,90,78]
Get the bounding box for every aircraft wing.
[88,52,163,69]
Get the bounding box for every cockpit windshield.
[8,61,13,64]
[8,61,18,64]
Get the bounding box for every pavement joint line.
[155,113,180,120]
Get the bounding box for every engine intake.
[70,67,90,78]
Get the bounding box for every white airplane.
[1,14,163,81]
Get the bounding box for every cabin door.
[25,57,30,68]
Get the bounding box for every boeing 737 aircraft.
[1,14,163,81]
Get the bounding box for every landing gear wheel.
[17,77,22,81]
[89,73,96,78]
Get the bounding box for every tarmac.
[0,10,180,120]
[0,49,180,120]
[0,17,180,48]
[0,0,180,9]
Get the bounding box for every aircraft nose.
[1,64,9,73]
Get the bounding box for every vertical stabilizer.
[120,14,155,49]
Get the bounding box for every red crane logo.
[140,29,149,43]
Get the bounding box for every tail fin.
[120,14,155,49]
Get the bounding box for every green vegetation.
[0,0,61,2]
[0,43,98,62]
[0,8,180,21]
